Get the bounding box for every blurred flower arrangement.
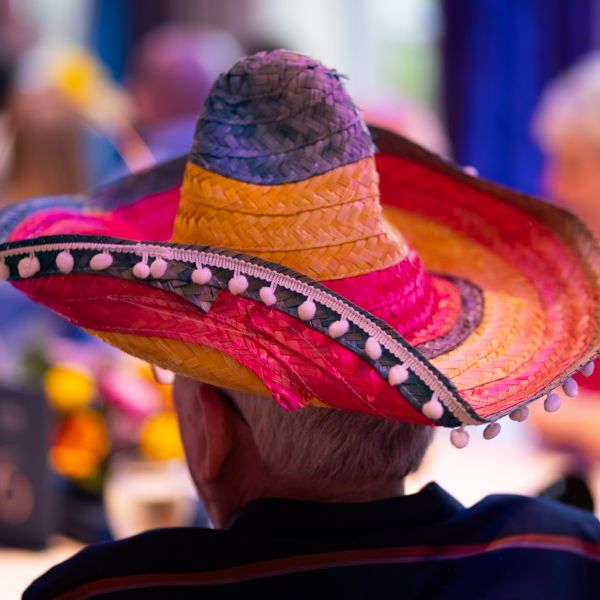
[30,337,183,495]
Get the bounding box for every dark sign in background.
[0,385,55,548]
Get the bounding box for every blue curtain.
[89,0,169,81]
[442,0,595,195]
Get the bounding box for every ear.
[196,385,237,482]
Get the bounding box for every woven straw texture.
[175,158,405,281]
[1,51,600,426]
[375,128,600,418]
[190,50,374,185]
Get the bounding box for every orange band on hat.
[180,157,380,215]
[173,158,407,281]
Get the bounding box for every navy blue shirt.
[24,483,600,599]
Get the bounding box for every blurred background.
[2,0,600,596]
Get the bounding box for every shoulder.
[23,527,243,600]
[465,492,600,544]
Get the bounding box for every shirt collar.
[227,482,464,536]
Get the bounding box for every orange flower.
[50,410,109,479]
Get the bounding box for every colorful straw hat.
[1,50,599,447]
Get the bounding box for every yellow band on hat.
[173,158,407,280]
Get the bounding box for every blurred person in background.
[0,91,87,204]
[530,53,600,507]
[128,25,243,162]
[0,90,91,382]
[0,40,135,381]
[0,7,90,381]
[533,52,600,237]
[16,40,153,182]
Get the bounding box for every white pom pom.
[463,165,479,176]
[259,286,277,306]
[18,255,40,278]
[151,365,175,385]
[509,406,529,422]
[90,252,113,271]
[422,394,444,420]
[388,364,409,386]
[328,319,349,339]
[582,361,595,377]
[150,257,168,279]
[191,267,212,285]
[56,251,74,274]
[562,377,578,398]
[298,299,317,321]
[0,261,9,280]
[450,428,470,449]
[133,261,150,279]
[365,337,382,360]
[483,422,501,440]
[544,393,562,413]
[228,274,248,295]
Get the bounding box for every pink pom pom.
[133,261,150,279]
[365,337,382,360]
[18,255,40,278]
[388,364,409,385]
[483,422,501,440]
[228,274,248,295]
[463,165,479,176]
[191,267,212,285]
[562,377,578,398]
[582,361,595,377]
[90,252,113,271]
[544,393,562,413]
[56,251,74,274]
[450,428,470,449]
[422,395,444,420]
[328,319,349,338]
[150,257,168,278]
[0,261,9,280]
[509,406,529,422]
[298,299,317,321]
[259,286,277,306]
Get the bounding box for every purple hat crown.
[189,49,375,184]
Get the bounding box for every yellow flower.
[44,363,96,413]
[54,49,102,107]
[139,412,184,461]
[50,410,109,479]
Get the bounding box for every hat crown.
[174,50,406,281]
[188,49,375,184]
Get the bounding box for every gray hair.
[230,390,433,483]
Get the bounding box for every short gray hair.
[230,390,433,483]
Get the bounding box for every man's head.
[173,376,433,527]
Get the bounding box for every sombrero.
[1,50,599,448]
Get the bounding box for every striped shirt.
[24,483,600,599]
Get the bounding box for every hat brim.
[1,127,598,428]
